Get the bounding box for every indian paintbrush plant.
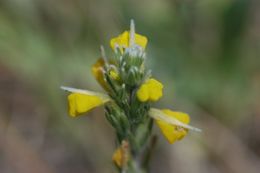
[61,20,201,173]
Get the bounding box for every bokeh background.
[1,0,260,173]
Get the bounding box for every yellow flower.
[110,31,148,51]
[112,147,123,167]
[156,110,189,144]
[91,58,107,90]
[92,58,119,90]
[61,86,110,117]
[136,78,163,102]
[112,141,129,168]
[149,108,201,144]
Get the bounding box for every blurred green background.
[0,0,260,173]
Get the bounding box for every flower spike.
[61,20,201,172]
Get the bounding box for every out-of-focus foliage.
[0,0,260,173]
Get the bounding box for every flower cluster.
[61,20,200,172]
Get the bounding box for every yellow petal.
[147,78,163,101]
[155,109,190,144]
[110,31,148,51]
[162,109,190,124]
[136,78,163,102]
[112,141,129,168]
[112,147,123,167]
[91,58,108,90]
[92,58,120,90]
[136,84,149,102]
[68,93,104,117]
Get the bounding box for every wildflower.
[110,21,148,52]
[149,108,201,143]
[92,58,120,91]
[61,86,110,117]
[61,20,201,173]
[91,58,107,89]
[113,147,123,167]
[110,31,148,51]
[112,140,130,168]
[136,78,163,102]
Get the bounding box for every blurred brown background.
[0,0,260,173]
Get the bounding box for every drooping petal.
[110,31,148,51]
[61,86,110,117]
[156,110,189,144]
[149,108,201,131]
[162,109,190,124]
[149,108,201,144]
[68,93,104,117]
